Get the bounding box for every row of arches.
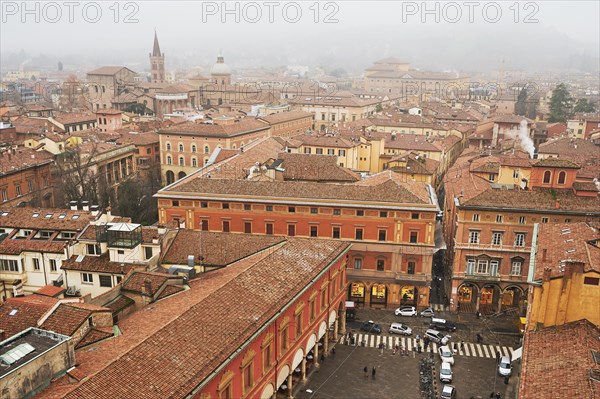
[456,282,526,314]
[347,281,420,308]
[165,170,187,185]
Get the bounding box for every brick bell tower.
[150,30,165,83]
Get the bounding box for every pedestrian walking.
[496,351,501,363]
[415,334,421,342]
[331,347,336,356]
[489,392,495,399]
[372,367,376,379]
[504,376,509,385]
[460,341,465,352]
[417,344,422,353]
[363,366,368,377]
[495,392,501,399]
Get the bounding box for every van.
[430,318,457,332]
[498,355,512,376]
[425,329,451,345]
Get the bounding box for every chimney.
[542,267,552,282]
[492,123,499,146]
[81,201,90,211]
[143,278,153,296]
[69,201,78,210]
[187,255,195,268]
[90,205,99,216]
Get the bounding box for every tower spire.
[152,30,162,57]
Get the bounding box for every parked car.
[389,322,412,335]
[438,345,455,365]
[439,362,453,383]
[394,306,417,316]
[498,355,512,376]
[420,307,435,317]
[440,384,456,399]
[360,320,382,334]
[425,329,451,345]
[430,318,457,332]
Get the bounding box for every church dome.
[211,54,231,76]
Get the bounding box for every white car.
[394,306,417,316]
[420,307,435,317]
[425,329,451,345]
[438,345,455,365]
[439,362,453,383]
[389,322,412,335]
[440,384,456,399]
[498,355,512,376]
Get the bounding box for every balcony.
[347,268,430,283]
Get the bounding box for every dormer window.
[45,213,53,218]
[72,215,80,220]
[58,214,66,219]
[32,213,40,218]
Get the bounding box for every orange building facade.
[0,147,54,208]
[196,243,349,399]
[156,173,440,309]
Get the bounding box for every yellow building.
[527,222,600,330]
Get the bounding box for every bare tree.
[53,144,101,207]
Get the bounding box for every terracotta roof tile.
[103,295,135,313]
[276,153,360,182]
[0,147,54,174]
[121,271,172,296]
[533,158,580,168]
[161,230,285,268]
[0,207,95,230]
[75,328,114,349]
[461,188,600,213]
[534,222,600,280]
[0,296,58,338]
[160,118,269,137]
[35,285,66,297]
[519,320,600,399]
[60,253,139,274]
[258,110,313,125]
[41,237,350,399]
[40,303,95,336]
[163,170,432,206]
[155,285,185,300]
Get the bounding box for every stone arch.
[178,171,187,180]
[305,333,317,354]
[328,309,337,327]
[501,285,526,309]
[260,383,274,399]
[165,170,175,185]
[370,283,388,307]
[277,364,290,388]
[291,347,304,370]
[457,282,480,304]
[347,281,366,306]
[318,321,327,339]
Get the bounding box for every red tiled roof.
[103,295,135,313]
[75,328,114,349]
[0,207,95,230]
[534,222,600,280]
[53,112,96,125]
[0,295,58,338]
[121,271,172,296]
[161,230,285,268]
[519,320,600,399]
[0,239,66,255]
[35,285,66,297]
[155,285,185,300]
[60,253,140,274]
[160,118,269,137]
[41,238,350,399]
[276,153,360,182]
[40,303,96,336]
[258,110,313,125]
[0,146,54,174]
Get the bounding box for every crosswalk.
[341,333,513,359]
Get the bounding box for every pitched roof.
[152,31,161,57]
[532,158,580,168]
[258,110,313,125]
[40,303,109,336]
[160,118,269,137]
[60,253,140,274]
[0,239,67,255]
[41,238,350,399]
[0,295,58,338]
[161,230,285,267]
[0,207,95,231]
[290,133,355,148]
[87,66,135,76]
[0,147,54,175]
[35,285,66,297]
[120,271,174,296]
[276,153,360,182]
[519,320,600,399]
[534,222,600,280]
[53,112,96,125]
[162,170,433,206]
[461,188,600,213]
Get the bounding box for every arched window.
[178,143,184,152]
[192,158,197,167]
[166,142,171,151]
[557,171,566,185]
[167,156,172,165]
[166,171,175,185]
[179,157,184,166]
[204,145,210,154]
[204,158,209,165]
[543,170,551,184]
[191,144,197,153]
[178,171,187,180]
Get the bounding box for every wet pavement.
[292,308,521,399]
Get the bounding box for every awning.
[511,347,522,362]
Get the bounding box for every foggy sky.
[1,1,599,74]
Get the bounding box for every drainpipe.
[527,223,540,283]
[40,252,48,286]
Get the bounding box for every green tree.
[515,88,527,116]
[549,83,573,123]
[375,103,383,113]
[573,98,597,113]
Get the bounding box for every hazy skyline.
[1,1,599,73]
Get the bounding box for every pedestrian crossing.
[341,333,513,359]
